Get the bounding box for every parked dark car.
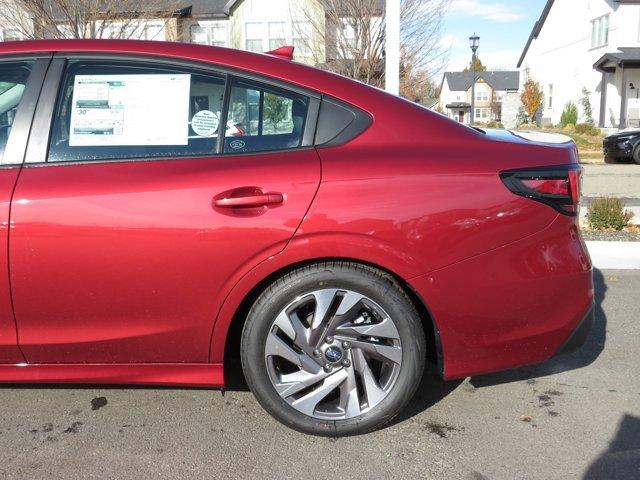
[603,130,640,164]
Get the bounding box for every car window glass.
[0,61,33,162]
[48,61,226,163]
[224,79,308,154]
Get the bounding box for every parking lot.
[0,268,636,480]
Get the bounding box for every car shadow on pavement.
[583,414,640,479]
[390,373,463,426]
[468,268,608,389]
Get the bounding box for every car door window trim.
[24,58,66,165]
[0,56,52,167]
[22,53,320,166]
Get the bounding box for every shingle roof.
[48,0,232,20]
[594,47,640,73]
[443,71,520,92]
[190,0,230,16]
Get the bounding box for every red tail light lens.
[500,165,582,215]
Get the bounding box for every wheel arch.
[219,257,443,388]
[633,141,640,164]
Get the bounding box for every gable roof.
[192,0,231,16]
[443,71,520,92]
[517,0,554,68]
[594,47,640,73]
[47,0,230,20]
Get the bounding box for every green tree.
[560,101,578,127]
[580,87,595,126]
[463,56,487,72]
[264,93,289,131]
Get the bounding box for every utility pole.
[469,34,480,125]
[385,0,400,95]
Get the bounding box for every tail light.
[500,164,582,215]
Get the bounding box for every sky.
[440,0,549,72]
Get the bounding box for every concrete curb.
[586,241,640,269]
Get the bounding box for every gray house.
[438,70,520,125]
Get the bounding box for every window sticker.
[229,139,246,150]
[191,110,219,136]
[69,74,191,147]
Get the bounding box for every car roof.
[0,39,476,142]
[0,39,368,104]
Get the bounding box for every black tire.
[604,156,618,164]
[240,261,426,436]
[634,145,640,165]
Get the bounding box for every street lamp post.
[469,33,480,125]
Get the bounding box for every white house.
[518,0,640,129]
[0,0,375,67]
[438,70,520,125]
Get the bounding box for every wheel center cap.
[324,346,343,363]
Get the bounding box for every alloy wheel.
[264,288,402,420]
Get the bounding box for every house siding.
[520,0,640,127]
[226,0,325,64]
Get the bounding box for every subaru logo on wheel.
[324,347,343,363]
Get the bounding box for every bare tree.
[0,0,186,41]
[294,0,448,101]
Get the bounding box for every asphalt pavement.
[582,163,640,198]
[0,268,637,479]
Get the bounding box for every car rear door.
[0,55,50,363]
[9,55,320,364]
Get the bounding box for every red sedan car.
[0,40,593,436]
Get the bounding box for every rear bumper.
[409,215,594,380]
[552,303,594,358]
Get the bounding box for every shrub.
[580,87,595,126]
[485,121,504,128]
[560,101,578,127]
[575,123,601,136]
[587,197,634,230]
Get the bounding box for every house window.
[548,84,553,109]
[142,23,165,41]
[475,108,489,119]
[57,25,75,39]
[190,22,227,47]
[112,21,165,41]
[339,18,357,52]
[1,28,22,41]
[293,21,312,57]
[591,14,609,48]
[475,90,488,101]
[268,22,286,51]
[245,22,264,52]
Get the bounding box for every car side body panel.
[0,362,222,386]
[0,168,24,363]
[11,152,320,363]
